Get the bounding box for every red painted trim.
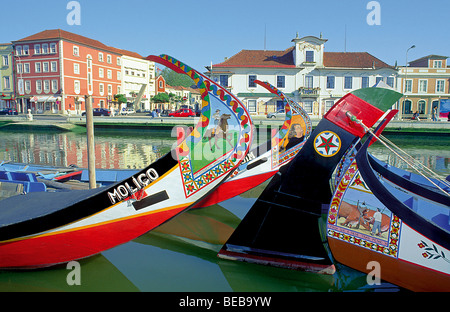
[194,171,276,208]
[0,206,187,269]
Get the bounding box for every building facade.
[11,29,155,115]
[0,43,14,109]
[209,34,398,118]
[398,55,450,120]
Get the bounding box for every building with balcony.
[208,33,398,118]
[397,55,450,120]
[11,29,155,114]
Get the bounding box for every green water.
[0,129,448,292]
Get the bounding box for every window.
[99,83,104,95]
[220,75,228,87]
[436,80,445,93]
[43,62,49,72]
[3,77,10,89]
[23,45,29,55]
[326,76,335,89]
[419,80,427,93]
[117,71,121,80]
[303,100,314,113]
[107,69,112,79]
[277,75,285,88]
[117,57,121,66]
[361,76,369,88]
[305,76,313,88]
[107,55,112,64]
[386,77,394,88]
[51,80,58,92]
[305,51,314,63]
[376,76,383,84]
[99,52,104,62]
[74,63,80,74]
[418,100,426,114]
[51,61,57,72]
[2,55,8,66]
[325,100,334,112]
[405,79,412,93]
[50,43,57,54]
[402,99,412,114]
[42,44,48,54]
[35,62,41,73]
[24,63,30,73]
[15,46,22,56]
[25,80,31,93]
[99,68,104,78]
[108,84,112,95]
[247,99,257,113]
[433,60,443,68]
[344,76,353,89]
[248,75,257,88]
[34,44,41,54]
[74,80,80,94]
[73,46,79,56]
[44,80,50,93]
[17,63,23,74]
[36,80,42,93]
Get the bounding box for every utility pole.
[85,95,96,189]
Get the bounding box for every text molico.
[107,168,159,204]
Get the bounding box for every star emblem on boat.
[313,131,341,157]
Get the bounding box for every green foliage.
[152,92,170,103]
[114,94,127,104]
[161,67,194,88]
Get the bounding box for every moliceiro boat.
[218,88,396,273]
[326,114,450,291]
[0,54,253,269]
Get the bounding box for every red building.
[12,29,126,114]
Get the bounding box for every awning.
[31,96,60,103]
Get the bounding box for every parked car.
[267,109,285,118]
[160,109,172,117]
[82,108,111,116]
[0,108,18,115]
[120,107,135,115]
[169,108,196,117]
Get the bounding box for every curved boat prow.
[218,92,390,273]
[0,54,253,269]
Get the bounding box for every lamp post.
[400,45,415,120]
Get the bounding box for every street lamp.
[400,45,415,120]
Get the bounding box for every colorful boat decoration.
[326,115,450,291]
[195,79,312,207]
[218,88,396,273]
[0,54,253,269]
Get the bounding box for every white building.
[120,53,155,112]
[208,34,399,118]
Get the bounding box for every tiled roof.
[214,47,296,68]
[14,29,143,59]
[213,47,392,69]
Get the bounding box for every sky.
[2,0,450,71]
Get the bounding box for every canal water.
[0,128,448,292]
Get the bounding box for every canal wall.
[1,115,449,135]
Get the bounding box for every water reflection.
[0,130,173,170]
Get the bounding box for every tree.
[114,94,127,104]
[152,92,170,103]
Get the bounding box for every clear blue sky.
[2,0,449,71]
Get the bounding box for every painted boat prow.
[0,54,253,269]
[327,117,450,291]
[218,92,390,273]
